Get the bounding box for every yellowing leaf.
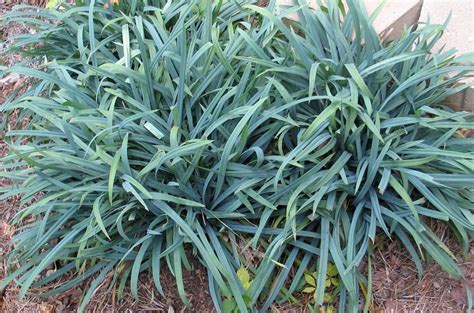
[46,0,61,8]
[327,263,338,277]
[323,293,332,303]
[326,305,336,313]
[331,278,340,286]
[302,286,316,293]
[237,266,251,289]
[325,278,331,287]
[304,273,316,286]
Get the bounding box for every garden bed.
[1,1,473,312]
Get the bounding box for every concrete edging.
[275,0,473,111]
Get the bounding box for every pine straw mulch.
[1,1,473,312]
[371,221,473,312]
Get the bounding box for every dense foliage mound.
[1,0,473,311]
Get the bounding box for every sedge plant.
[1,0,473,312]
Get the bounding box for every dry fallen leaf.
[0,74,20,85]
[39,303,54,313]
[0,222,13,238]
[0,284,5,308]
[104,0,119,8]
